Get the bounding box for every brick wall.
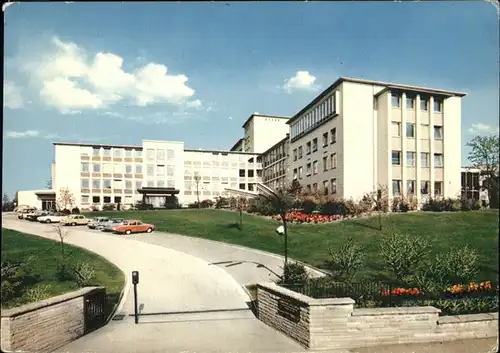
[1,287,105,353]
[257,282,499,351]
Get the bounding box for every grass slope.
[87,209,499,281]
[1,228,125,315]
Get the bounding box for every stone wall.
[1,287,105,353]
[257,282,499,351]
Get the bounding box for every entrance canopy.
[137,187,180,196]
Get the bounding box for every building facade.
[461,167,489,205]
[287,77,466,202]
[261,134,290,190]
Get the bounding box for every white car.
[38,213,66,224]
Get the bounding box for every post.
[282,211,288,282]
[132,271,139,324]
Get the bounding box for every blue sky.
[3,2,499,198]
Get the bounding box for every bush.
[214,197,229,209]
[1,259,40,304]
[164,196,180,209]
[25,284,52,302]
[90,205,100,212]
[298,195,321,214]
[437,246,479,284]
[280,262,309,285]
[187,202,199,209]
[379,232,432,284]
[135,202,153,210]
[73,262,96,287]
[55,259,75,282]
[61,208,71,215]
[200,199,214,208]
[247,196,279,216]
[71,207,80,214]
[422,198,461,212]
[460,197,481,211]
[325,238,365,282]
[102,204,116,211]
[320,199,347,216]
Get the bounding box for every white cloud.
[16,36,198,113]
[5,130,40,138]
[282,71,320,93]
[3,81,24,109]
[186,99,203,109]
[468,123,499,135]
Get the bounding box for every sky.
[3,1,499,197]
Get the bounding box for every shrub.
[379,232,432,284]
[71,207,80,214]
[436,246,479,284]
[90,205,100,212]
[55,259,75,282]
[102,204,116,211]
[422,198,462,212]
[299,195,320,214]
[460,197,481,211]
[1,259,40,304]
[280,262,309,285]
[200,199,214,208]
[25,284,52,302]
[73,262,96,287]
[325,238,365,282]
[135,202,153,210]
[214,197,229,209]
[164,196,180,209]
[320,199,347,216]
[247,196,279,216]
[61,209,71,215]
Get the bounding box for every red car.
[112,220,155,235]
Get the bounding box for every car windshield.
[112,219,123,223]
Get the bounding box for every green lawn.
[1,228,125,316]
[86,209,499,282]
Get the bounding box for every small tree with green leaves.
[56,187,75,212]
[364,184,390,230]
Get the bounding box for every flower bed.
[270,211,373,224]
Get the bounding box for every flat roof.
[261,134,289,156]
[53,142,143,149]
[242,113,290,129]
[229,138,244,151]
[137,187,180,195]
[184,148,257,156]
[287,77,467,125]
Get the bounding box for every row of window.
[391,94,443,112]
[293,128,337,161]
[293,153,338,179]
[392,151,443,168]
[392,122,443,139]
[81,179,178,190]
[184,161,259,168]
[290,94,337,139]
[82,195,135,204]
[88,148,142,158]
[392,180,443,196]
[82,163,143,174]
[304,179,338,195]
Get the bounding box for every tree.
[365,184,389,230]
[54,225,68,258]
[56,187,75,211]
[45,179,52,189]
[193,174,202,209]
[466,134,500,208]
[2,193,15,212]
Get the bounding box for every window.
[81,196,89,204]
[298,167,303,179]
[312,138,318,152]
[323,156,329,171]
[392,151,401,165]
[113,179,123,189]
[147,164,154,176]
[406,123,415,138]
[125,165,133,174]
[147,149,155,161]
[113,149,122,157]
[239,183,245,190]
[92,180,101,189]
[306,142,312,155]
[434,126,443,139]
[298,146,303,159]
[293,149,297,161]
[103,179,111,189]
[420,98,428,111]
[433,99,442,112]
[407,180,416,194]
[147,180,154,187]
[125,149,133,157]
[93,163,101,173]
[103,196,111,204]
[136,181,143,190]
[434,182,443,196]
[248,170,254,178]
[323,180,329,195]
[406,96,415,109]
[330,128,337,144]
[420,152,430,167]
[81,163,89,172]
[420,124,430,139]
[103,163,112,174]
[81,179,89,188]
[157,149,165,161]
[125,180,132,190]
[134,150,142,158]
[322,132,328,147]
[421,181,430,195]
[113,164,123,174]
[92,148,100,156]
[306,163,312,176]
[434,153,443,168]
[167,149,175,160]
[392,122,401,137]
[157,165,165,176]
[135,164,142,174]
[331,178,337,194]
[293,168,298,179]
[167,166,174,176]
[312,183,318,192]
[239,169,245,177]
[92,196,100,203]
[406,152,416,166]
[331,153,337,169]
[114,196,122,203]
[391,94,401,108]
[392,180,402,196]
[313,161,318,174]
[103,148,111,157]
[157,180,165,187]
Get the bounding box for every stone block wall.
[1,287,105,353]
[257,282,499,351]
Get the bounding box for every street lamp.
[224,183,290,282]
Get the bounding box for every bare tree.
[365,184,390,230]
[45,179,52,189]
[194,174,202,209]
[54,225,68,258]
[56,187,75,211]
[235,196,248,229]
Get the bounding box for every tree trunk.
[239,208,243,229]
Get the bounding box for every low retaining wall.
[1,287,105,353]
[257,282,499,351]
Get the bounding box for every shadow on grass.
[226,223,242,230]
[349,220,381,231]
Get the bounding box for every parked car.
[17,208,36,219]
[25,210,50,221]
[112,220,155,235]
[99,218,125,232]
[38,213,66,224]
[87,217,110,229]
[60,214,89,226]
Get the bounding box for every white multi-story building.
[287,77,466,202]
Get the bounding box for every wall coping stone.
[352,306,441,317]
[257,282,355,306]
[1,286,104,318]
[438,312,499,324]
